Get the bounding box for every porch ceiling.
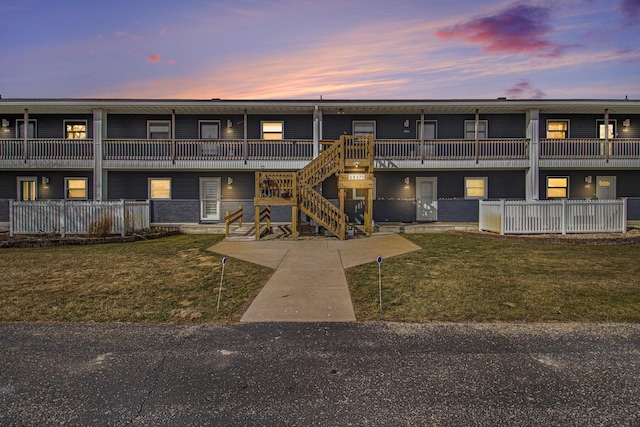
[0,98,638,116]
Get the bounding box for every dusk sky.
[2,0,639,100]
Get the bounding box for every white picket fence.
[9,200,150,237]
[479,199,627,235]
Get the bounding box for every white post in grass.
[217,257,227,311]
[377,256,383,311]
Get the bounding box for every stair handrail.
[225,205,243,237]
[297,182,346,239]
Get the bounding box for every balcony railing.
[375,139,529,160]
[540,138,640,159]
[0,139,94,160]
[3,138,639,164]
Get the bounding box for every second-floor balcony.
[1,137,639,169]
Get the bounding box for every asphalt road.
[1,322,639,426]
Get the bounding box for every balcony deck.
[1,138,639,170]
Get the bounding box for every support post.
[93,109,104,200]
[254,204,260,240]
[474,109,479,164]
[243,109,248,164]
[525,109,540,201]
[604,108,610,163]
[171,109,176,164]
[23,109,29,162]
[291,205,298,240]
[366,187,373,236]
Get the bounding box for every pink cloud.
[147,54,161,63]
[436,4,565,57]
[167,59,176,65]
[504,80,546,99]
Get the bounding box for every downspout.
[474,109,479,164]
[23,108,28,162]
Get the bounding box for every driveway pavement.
[1,322,638,426]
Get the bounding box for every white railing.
[479,199,627,235]
[104,139,172,160]
[375,139,529,160]
[0,139,94,160]
[247,139,313,160]
[9,200,150,237]
[540,139,640,159]
[176,139,244,160]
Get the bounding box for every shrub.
[88,215,114,237]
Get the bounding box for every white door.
[416,177,437,221]
[596,176,616,199]
[200,178,221,221]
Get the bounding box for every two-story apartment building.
[1,98,639,228]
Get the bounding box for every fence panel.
[479,199,626,235]
[10,200,150,237]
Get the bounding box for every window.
[464,120,487,139]
[547,177,569,198]
[65,178,88,199]
[17,177,37,201]
[261,121,283,140]
[352,178,377,200]
[149,178,171,199]
[353,121,376,138]
[465,177,488,199]
[147,121,171,139]
[16,120,37,138]
[199,121,220,139]
[546,120,569,138]
[64,120,87,139]
[597,120,616,139]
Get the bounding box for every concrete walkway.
[209,233,421,322]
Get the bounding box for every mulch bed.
[0,229,181,248]
[449,228,640,245]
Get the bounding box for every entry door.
[596,176,616,199]
[416,177,437,221]
[17,177,37,200]
[200,178,221,221]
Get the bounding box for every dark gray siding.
[174,115,245,139]
[322,113,525,139]
[0,114,93,139]
[108,171,255,200]
[539,170,640,199]
[107,115,171,139]
[0,199,9,221]
[628,198,640,220]
[539,114,640,138]
[0,171,93,200]
[245,115,313,139]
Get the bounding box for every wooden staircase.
[254,135,374,240]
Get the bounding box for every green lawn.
[346,233,640,322]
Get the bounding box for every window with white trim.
[352,177,377,200]
[546,120,569,138]
[547,176,569,198]
[65,177,88,199]
[464,177,488,199]
[353,121,376,138]
[64,120,88,139]
[199,121,220,139]
[149,178,171,199]
[261,121,283,140]
[147,121,171,139]
[464,120,487,139]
